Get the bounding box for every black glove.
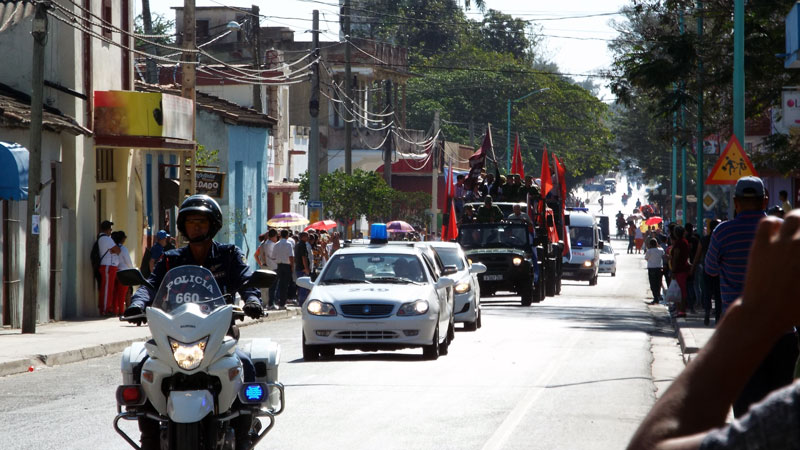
[243,301,264,319]
[122,305,146,325]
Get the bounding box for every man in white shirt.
[97,220,121,316]
[271,229,294,309]
[257,229,279,308]
[644,238,665,305]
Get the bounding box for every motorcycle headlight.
[512,257,523,266]
[307,299,337,316]
[454,282,471,294]
[397,300,429,316]
[169,337,208,371]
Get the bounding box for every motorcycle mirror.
[116,269,155,291]
[246,269,278,288]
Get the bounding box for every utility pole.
[696,1,705,228]
[250,4,263,113]
[672,104,677,222]
[179,0,197,199]
[733,0,745,144]
[680,11,687,224]
[431,111,440,238]
[309,11,321,206]
[23,1,49,333]
[343,0,353,175]
[383,79,393,186]
[141,0,158,84]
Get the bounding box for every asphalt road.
[0,235,683,450]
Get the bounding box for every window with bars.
[96,148,114,182]
[101,0,112,39]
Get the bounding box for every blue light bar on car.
[370,223,388,244]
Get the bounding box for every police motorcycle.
[114,266,283,450]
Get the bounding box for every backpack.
[90,235,110,288]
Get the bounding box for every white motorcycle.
[114,266,283,450]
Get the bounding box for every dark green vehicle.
[457,223,544,306]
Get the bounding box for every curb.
[0,308,301,378]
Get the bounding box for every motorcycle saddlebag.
[238,338,281,410]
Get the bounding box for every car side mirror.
[246,269,277,288]
[296,276,314,290]
[442,265,458,276]
[469,262,487,274]
[435,277,456,290]
[116,269,155,291]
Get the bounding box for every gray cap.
[734,176,765,198]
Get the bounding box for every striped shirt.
[704,210,766,314]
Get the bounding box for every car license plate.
[484,274,503,281]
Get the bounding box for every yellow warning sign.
[705,135,758,185]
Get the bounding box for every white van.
[562,210,602,285]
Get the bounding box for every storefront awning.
[0,141,28,200]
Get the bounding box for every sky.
[147,0,630,100]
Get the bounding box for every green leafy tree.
[133,13,175,50]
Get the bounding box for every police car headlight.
[398,300,429,316]
[583,260,593,268]
[454,282,471,294]
[512,257,523,266]
[307,300,337,316]
[169,337,208,371]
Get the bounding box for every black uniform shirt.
[131,241,260,309]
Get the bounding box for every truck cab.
[562,210,602,285]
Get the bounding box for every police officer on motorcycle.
[123,194,265,450]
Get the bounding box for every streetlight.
[507,87,549,174]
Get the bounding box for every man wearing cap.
[149,230,170,273]
[705,176,799,417]
[97,220,120,315]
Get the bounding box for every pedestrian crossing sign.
[705,135,758,185]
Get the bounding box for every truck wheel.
[556,275,562,295]
[423,323,440,360]
[589,274,598,286]
[534,278,545,302]
[520,283,533,307]
[545,260,557,297]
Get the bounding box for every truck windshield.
[458,225,529,249]
[570,227,594,248]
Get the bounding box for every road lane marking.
[481,329,584,450]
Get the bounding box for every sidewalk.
[0,309,300,378]
[672,308,717,363]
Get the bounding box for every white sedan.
[297,244,456,361]
[421,242,486,330]
[598,243,618,276]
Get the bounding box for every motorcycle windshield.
[152,266,226,315]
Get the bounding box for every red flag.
[555,155,567,203]
[443,198,459,241]
[540,146,553,198]
[442,160,454,212]
[468,126,492,186]
[511,134,525,179]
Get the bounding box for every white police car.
[296,224,457,361]
[420,242,486,331]
[598,243,618,276]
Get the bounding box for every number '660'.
[175,293,201,304]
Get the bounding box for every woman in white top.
[111,231,134,315]
[644,238,665,304]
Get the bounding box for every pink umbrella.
[386,220,414,233]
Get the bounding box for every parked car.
[297,241,456,361]
[563,210,602,285]
[421,242,486,331]
[598,243,617,276]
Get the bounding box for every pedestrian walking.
[634,225,644,254]
[110,231,133,316]
[598,195,604,213]
[257,229,279,308]
[644,238,665,305]
[670,225,691,318]
[704,176,798,417]
[96,220,120,316]
[272,229,294,309]
[627,221,635,254]
[149,230,171,273]
[700,219,722,326]
[294,232,312,306]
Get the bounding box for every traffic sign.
[308,201,323,208]
[703,192,718,211]
[705,135,758,185]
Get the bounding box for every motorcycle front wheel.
[170,421,201,450]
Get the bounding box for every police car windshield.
[321,253,426,284]
[153,266,226,314]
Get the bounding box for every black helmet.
[177,194,223,241]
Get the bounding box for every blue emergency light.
[243,383,266,402]
[370,223,388,244]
